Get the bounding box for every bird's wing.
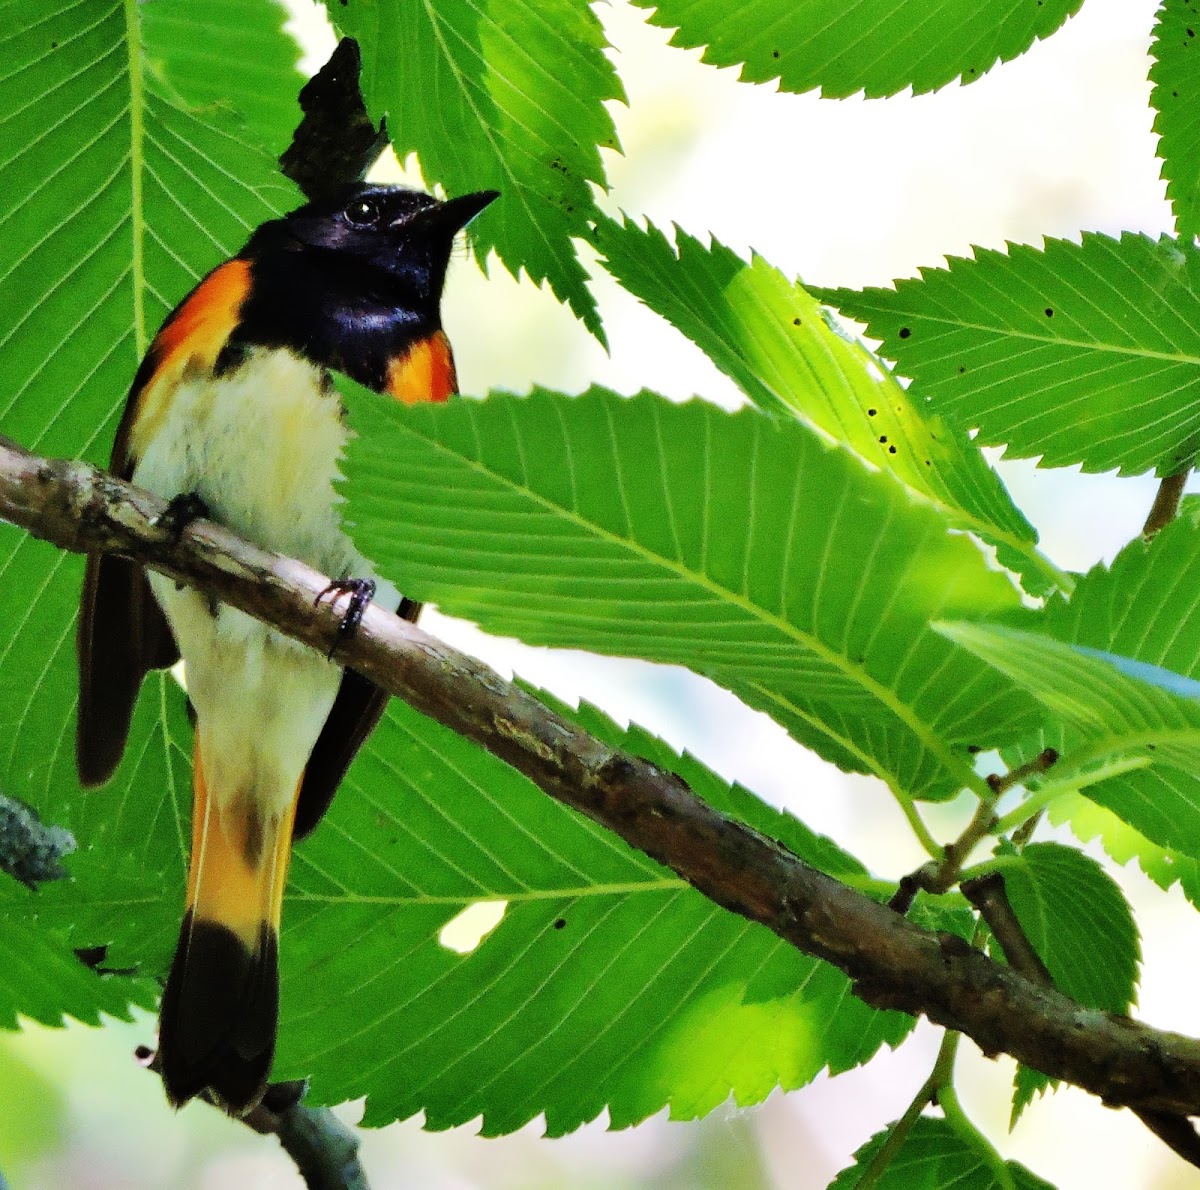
[76,260,253,786]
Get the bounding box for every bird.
[75,182,497,1115]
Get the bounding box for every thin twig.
[963,872,1200,1170]
[245,1082,369,1190]
[962,874,1053,988]
[891,749,1060,911]
[1143,469,1190,539]
[0,793,73,887]
[6,441,1200,1118]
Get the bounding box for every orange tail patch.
[159,740,300,1114]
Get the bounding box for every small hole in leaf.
[898,327,911,339]
[439,900,507,954]
[1044,307,1054,317]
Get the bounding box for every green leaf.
[1011,1062,1052,1128]
[1001,843,1139,1013]
[1151,0,1200,240]
[955,510,1200,861]
[999,842,1138,1128]
[327,0,623,341]
[631,0,1082,99]
[1048,792,1200,912]
[0,879,157,1030]
[817,234,1200,477]
[939,623,1200,859]
[276,693,913,1133]
[0,0,291,1021]
[341,386,1040,802]
[593,217,1062,595]
[142,0,303,156]
[830,1116,1055,1189]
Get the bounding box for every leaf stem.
[992,754,1152,835]
[853,1030,963,1190]
[894,790,942,858]
[938,1080,1016,1190]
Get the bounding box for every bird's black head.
[233,183,497,387]
[269,183,498,312]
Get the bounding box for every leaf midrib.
[377,405,989,798]
[876,309,1200,369]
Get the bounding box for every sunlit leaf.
[818,234,1200,477]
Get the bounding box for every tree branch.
[1143,468,1189,538]
[0,792,74,887]
[4,437,1200,1120]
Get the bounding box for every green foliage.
[340,384,1039,803]
[1001,842,1139,1012]
[817,233,1200,477]
[592,217,1061,594]
[0,0,1197,1187]
[944,511,1200,860]
[1151,0,1200,240]
[0,888,158,1028]
[631,0,1083,99]
[326,0,623,341]
[277,693,912,1131]
[142,0,303,156]
[830,1117,1053,1189]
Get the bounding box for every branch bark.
[4,436,1200,1120]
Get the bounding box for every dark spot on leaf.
[879,435,888,444]
[773,49,780,59]
[1147,743,1157,751]
[51,40,58,48]
[888,445,897,454]
[898,327,911,338]
[793,317,801,326]
[1189,27,1196,37]
[958,365,966,374]
[969,67,976,74]
[867,408,877,416]
[554,918,567,929]
[967,745,981,754]
[924,459,931,466]
[1044,307,1054,317]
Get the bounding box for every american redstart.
[76,183,497,1115]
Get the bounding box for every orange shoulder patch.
[127,259,252,458]
[385,330,458,404]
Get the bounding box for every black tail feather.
[159,912,279,1115]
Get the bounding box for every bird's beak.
[401,190,499,236]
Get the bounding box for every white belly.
[133,347,393,816]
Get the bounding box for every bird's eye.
[344,197,381,227]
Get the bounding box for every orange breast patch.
[385,330,458,404]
